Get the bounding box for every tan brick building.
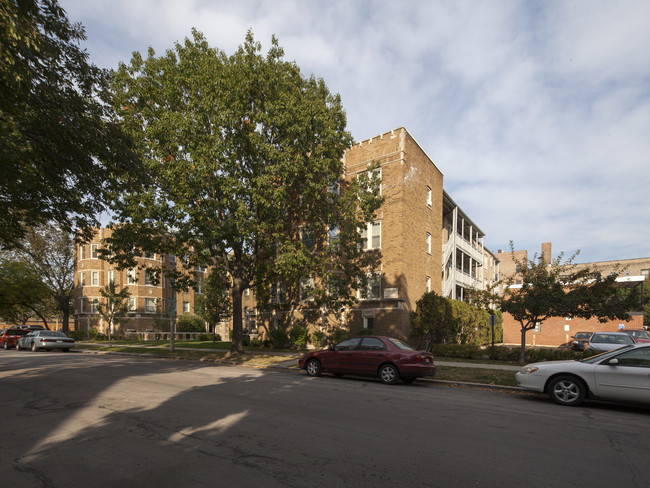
[74,228,218,337]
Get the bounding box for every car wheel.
[379,364,399,385]
[31,342,39,352]
[548,375,586,406]
[305,358,322,377]
[3,341,8,350]
[401,377,416,385]
[62,348,70,352]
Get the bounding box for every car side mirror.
[607,358,619,366]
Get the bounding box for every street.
[1,351,650,488]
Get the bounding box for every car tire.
[379,364,399,385]
[548,375,586,406]
[15,342,21,351]
[305,358,322,377]
[31,342,39,352]
[62,348,70,352]
[3,341,8,350]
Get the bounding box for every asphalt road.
[1,351,650,488]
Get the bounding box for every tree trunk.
[519,327,528,363]
[230,277,245,354]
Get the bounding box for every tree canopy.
[500,244,641,362]
[0,0,139,248]
[104,30,382,353]
[0,257,53,327]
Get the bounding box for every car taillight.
[41,339,55,342]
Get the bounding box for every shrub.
[289,324,309,349]
[311,330,325,348]
[176,314,206,332]
[88,328,106,341]
[331,328,348,344]
[250,339,262,347]
[67,330,84,341]
[270,328,289,348]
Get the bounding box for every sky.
[60,0,650,264]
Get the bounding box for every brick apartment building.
[496,243,648,347]
[74,128,497,341]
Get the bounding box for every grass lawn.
[435,366,518,387]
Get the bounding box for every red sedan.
[299,335,435,385]
[1,328,32,350]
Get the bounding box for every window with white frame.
[90,298,99,314]
[244,288,250,298]
[426,186,432,207]
[143,251,155,260]
[426,233,432,254]
[145,298,157,313]
[91,271,99,286]
[79,271,86,286]
[91,244,98,259]
[79,245,86,260]
[194,280,203,294]
[426,276,431,293]
[108,270,115,284]
[360,221,381,250]
[359,273,381,300]
[80,297,86,313]
[128,297,136,311]
[127,268,136,285]
[169,254,176,264]
[183,301,190,313]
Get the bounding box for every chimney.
[541,242,552,264]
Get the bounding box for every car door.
[320,338,361,373]
[356,337,388,374]
[593,347,650,404]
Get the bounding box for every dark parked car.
[621,329,650,343]
[16,330,75,352]
[299,336,435,385]
[569,332,593,351]
[1,327,31,350]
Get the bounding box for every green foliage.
[0,257,53,326]
[88,328,106,341]
[195,266,232,330]
[176,314,206,332]
[97,281,131,344]
[331,328,349,344]
[66,330,84,341]
[197,332,221,341]
[288,324,309,349]
[105,29,381,355]
[311,330,326,348]
[499,242,641,362]
[433,344,598,362]
[0,0,138,248]
[409,292,502,350]
[270,328,289,349]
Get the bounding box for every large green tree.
[0,0,138,248]
[104,30,382,354]
[7,224,75,331]
[0,258,53,327]
[500,245,641,362]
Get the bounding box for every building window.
[195,265,206,272]
[182,301,190,313]
[195,281,203,294]
[79,245,86,260]
[426,233,432,254]
[144,269,155,286]
[80,297,86,313]
[363,316,374,330]
[91,244,98,259]
[426,276,431,293]
[169,254,176,264]
[145,298,157,313]
[328,226,339,245]
[426,186,432,207]
[359,273,381,300]
[642,269,649,278]
[127,268,136,285]
[79,272,86,286]
[108,270,115,284]
[128,297,136,311]
[90,298,99,314]
[244,288,250,298]
[143,251,155,260]
[91,271,99,286]
[360,221,381,250]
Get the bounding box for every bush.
[88,328,106,341]
[311,330,325,348]
[197,333,221,341]
[432,343,483,360]
[289,324,309,349]
[250,339,262,347]
[331,328,348,344]
[270,328,289,348]
[67,330,84,341]
[176,314,206,332]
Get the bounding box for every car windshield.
[387,338,415,350]
[574,333,591,339]
[591,334,634,344]
[631,330,650,339]
[581,345,635,364]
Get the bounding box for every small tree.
[97,281,130,346]
[0,258,53,327]
[409,292,454,349]
[500,243,641,362]
[176,313,206,332]
[195,267,232,339]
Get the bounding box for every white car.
[516,344,650,406]
[587,331,634,351]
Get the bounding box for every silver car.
[16,330,75,352]
[587,331,634,351]
[516,344,650,406]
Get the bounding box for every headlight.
[519,366,539,374]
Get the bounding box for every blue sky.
[60,0,650,264]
